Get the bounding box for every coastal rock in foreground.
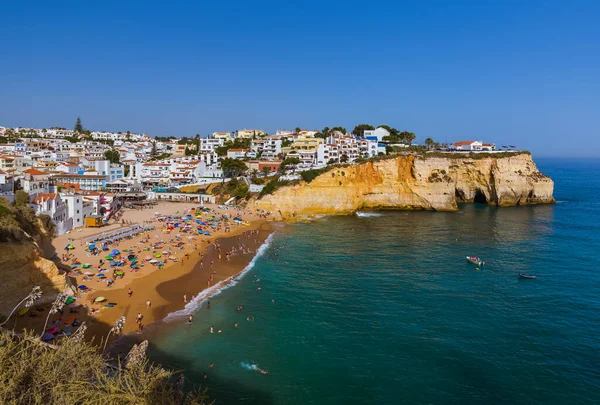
[255,152,554,219]
[0,242,67,316]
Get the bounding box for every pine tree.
[74,117,83,133]
[151,140,158,157]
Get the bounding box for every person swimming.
[188,315,193,324]
[210,325,214,333]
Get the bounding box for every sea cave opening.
[473,189,488,204]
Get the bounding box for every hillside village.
[0,121,505,236]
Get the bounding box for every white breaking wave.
[163,232,276,322]
[355,211,382,217]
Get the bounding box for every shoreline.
[13,202,274,347]
[107,229,277,356]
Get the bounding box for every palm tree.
[424,138,434,150]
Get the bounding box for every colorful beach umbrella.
[94,297,107,303]
[65,296,75,305]
[78,285,87,289]
[155,253,162,258]
[111,249,120,255]
[105,255,114,259]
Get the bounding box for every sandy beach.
[14,201,272,347]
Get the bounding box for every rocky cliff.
[0,241,67,317]
[255,152,554,219]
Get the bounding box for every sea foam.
[355,211,382,217]
[163,232,275,322]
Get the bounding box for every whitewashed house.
[31,193,73,235]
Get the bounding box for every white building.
[212,132,232,141]
[200,137,224,153]
[252,139,282,160]
[227,148,249,159]
[452,141,495,151]
[94,160,125,181]
[31,193,73,235]
[363,127,391,142]
[61,194,84,229]
[22,168,50,198]
[234,129,266,139]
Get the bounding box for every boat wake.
[163,232,275,322]
[356,211,382,217]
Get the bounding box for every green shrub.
[300,167,330,184]
[0,331,207,404]
[259,179,297,198]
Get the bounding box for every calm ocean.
[149,158,600,404]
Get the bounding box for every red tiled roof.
[33,193,58,203]
[455,141,476,146]
[24,168,47,175]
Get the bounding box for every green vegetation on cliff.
[0,192,55,242]
[0,331,207,404]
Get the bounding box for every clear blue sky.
[1,0,598,156]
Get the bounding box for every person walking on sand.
[128,288,133,298]
[146,300,151,309]
[136,312,143,324]
[183,294,187,303]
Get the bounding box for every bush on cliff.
[300,167,330,184]
[0,331,207,404]
[259,178,296,198]
[0,193,56,242]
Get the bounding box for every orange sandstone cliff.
[255,153,554,220]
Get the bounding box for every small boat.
[518,273,536,279]
[466,256,484,266]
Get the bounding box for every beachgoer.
[146,300,151,309]
[136,313,142,324]
[234,322,238,328]
[209,363,214,368]
[207,301,210,309]
[210,325,214,334]
[189,315,193,324]
[183,294,187,303]
[128,288,133,298]
[203,373,207,380]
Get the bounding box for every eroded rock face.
[0,242,67,316]
[255,153,554,220]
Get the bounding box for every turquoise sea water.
[150,158,600,404]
